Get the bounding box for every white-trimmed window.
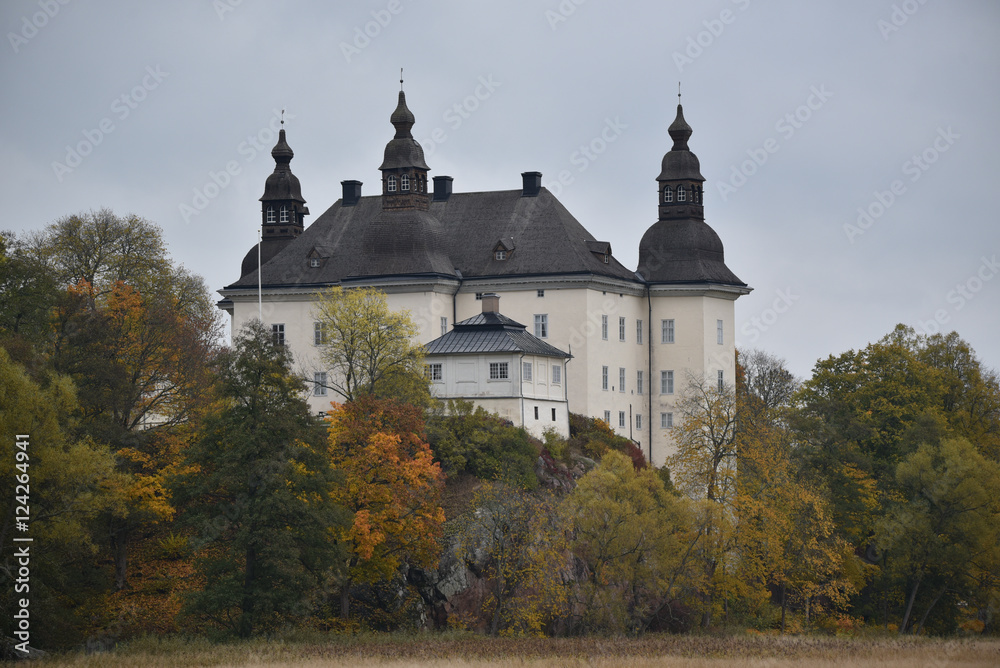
[523,362,533,382]
[314,372,327,396]
[494,250,507,261]
[552,364,561,384]
[718,369,724,392]
[678,185,687,202]
[637,370,643,395]
[266,206,275,223]
[619,367,626,393]
[441,317,448,337]
[314,321,327,345]
[271,323,285,346]
[534,314,548,338]
[489,362,508,380]
[310,258,321,268]
[604,410,611,424]
[619,411,626,428]
[401,174,410,191]
[602,315,608,340]
[661,412,674,429]
[387,175,397,192]
[619,317,626,341]
[717,319,724,345]
[636,414,642,429]
[636,319,643,344]
[661,319,675,344]
[602,365,609,390]
[663,186,673,203]
[280,205,289,223]
[426,363,443,382]
[661,370,674,394]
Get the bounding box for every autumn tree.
[325,396,445,620]
[312,287,428,405]
[171,321,342,637]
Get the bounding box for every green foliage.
[426,399,539,488]
[568,413,646,468]
[171,321,345,638]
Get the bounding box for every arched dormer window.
[387,175,397,192]
[401,174,410,191]
[266,206,275,223]
[663,186,673,203]
[677,185,687,202]
[279,205,289,223]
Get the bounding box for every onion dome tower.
[356,82,452,277]
[240,122,310,277]
[637,103,744,286]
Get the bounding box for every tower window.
[677,185,687,202]
[266,206,275,223]
[387,175,397,192]
[401,174,410,191]
[280,205,289,223]
[663,186,673,203]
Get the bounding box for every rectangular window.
[551,407,557,421]
[534,314,548,338]
[661,319,675,344]
[426,363,442,382]
[619,317,626,341]
[636,414,642,429]
[637,370,643,395]
[441,316,448,337]
[602,365,609,391]
[552,365,561,384]
[537,289,545,297]
[604,410,611,425]
[619,411,626,428]
[314,371,327,396]
[271,323,285,346]
[661,412,674,429]
[661,370,674,394]
[489,362,508,380]
[534,406,539,420]
[636,319,643,344]
[475,292,483,300]
[602,315,608,340]
[523,362,533,382]
[718,369,724,392]
[314,321,327,345]
[619,367,626,393]
[717,319,724,345]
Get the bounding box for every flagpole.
[258,229,262,320]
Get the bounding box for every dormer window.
[678,185,687,202]
[495,250,507,261]
[279,205,289,223]
[663,186,673,203]
[387,175,397,192]
[603,253,610,264]
[401,174,410,191]
[266,206,275,223]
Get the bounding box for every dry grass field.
[28,634,1000,668]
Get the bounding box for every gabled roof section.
[226,187,637,289]
[425,311,571,358]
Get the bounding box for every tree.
[172,321,342,637]
[325,395,445,620]
[312,287,428,404]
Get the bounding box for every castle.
[217,88,750,466]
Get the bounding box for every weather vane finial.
[280,108,285,127]
[400,68,404,91]
[678,82,681,105]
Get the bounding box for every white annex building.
[218,89,751,467]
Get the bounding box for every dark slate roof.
[226,187,639,289]
[658,105,705,182]
[637,218,745,285]
[261,129,306,203]
[424,311,571,358]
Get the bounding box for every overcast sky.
[2,0,998,380]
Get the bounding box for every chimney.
[341,180,362,206]
[481,292,500,314]
[433,175,453,201]
[521,171,542,197]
